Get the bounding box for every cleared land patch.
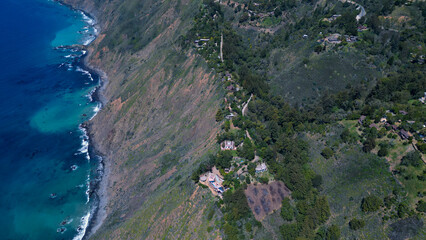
[245,181,291,221]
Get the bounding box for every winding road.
[341,0,366,22]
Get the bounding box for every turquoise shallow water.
[0,0,100,239]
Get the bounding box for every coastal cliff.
[59,0,426,239]
[62,0,223,238]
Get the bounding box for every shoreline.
[78,14,109,240]
[56,1,110,239]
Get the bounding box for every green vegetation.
[416,200,426,213]
[361,195,383,212]
[280,198,295,221]
[348,218,366,231]
[69,0,426,239]
[401,151,423,167]
[187,0,425,239]
[321,147,334,159]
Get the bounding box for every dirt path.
[242,94,253,116]
[246,130,253,141]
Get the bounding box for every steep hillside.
[62,0,425,239]
[63,0,224,239]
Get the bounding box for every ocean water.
[0,0,101,239]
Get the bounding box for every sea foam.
[73,211,91,240]
[76,67,94,81]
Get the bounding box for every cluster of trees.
[180,0,224,68]
[400,151,423,167]
[280,197,296,221]
[240,0,297,13]
[222,187,254,239]
[189,0,425,238]
[368,68,425,104]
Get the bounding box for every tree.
[223,188,251,221]
[337,11,358,35]
[321,147,334,159]
[416,142,426,154]
[248,162,256,176]
[361,195,382,212]
[281,198,296,221]
[216,150,233,169]
[239,12,249,23]
[216,109,224,122]
[349,218,365,230]
[401,151,422,167]
[378,145,389,157]
[326,225,340,240]
[313,196,331,225]
[238,138,255,160]
[224,120,231,132]
[363,137,376,152]
[340,128,350,143]
[280,223,300,240]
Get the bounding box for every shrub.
[302,58,310,65]
[216,109,224,122]
[259,176,269,184]
[416,200,426,213]
[340,128,350,143]
[224,120,230,132]
[326,225,340,240]
[384,195,396,208]
[349,218,365,230]
[321,147,334,159]
[378,146,389,157]
[312,174,323,188]
[361,195,382,212]
[245,222,252,232]
[397,202,410,218]
[416,142,426,153]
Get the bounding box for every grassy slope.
[64,0,225,239]
[308,128,396,239]
[269,41,378,106]
[308,121,425,239]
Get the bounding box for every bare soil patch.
[245,181,291,221]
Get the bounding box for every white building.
[255,163,268,173]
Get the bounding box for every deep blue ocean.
[0,0,101,239]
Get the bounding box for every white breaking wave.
[86,87,97,102]
[85,174,91,204]
[76,67,94,81]
[90,103,101,120]
[83,36,96,46]
[76,126,90,162]
[80,11,96,46]
[73,211,91,240]
[81,12,95,26]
